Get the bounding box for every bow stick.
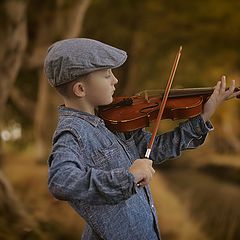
[145,46,183,158]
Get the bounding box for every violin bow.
[145,46,183,158]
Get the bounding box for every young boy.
[44,38,239,240]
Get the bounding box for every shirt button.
[151,204,154,208]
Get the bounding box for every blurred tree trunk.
[35,70,50,162]
[0,0,27,163]
[122,29,144,95]
[121,3,144,96]
[0,0,92,235]
[27,0,92,162]
[0,0,35,234]
[10,86,35,120]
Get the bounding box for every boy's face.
[84,69,118,107]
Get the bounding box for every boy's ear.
[72,82,86,97]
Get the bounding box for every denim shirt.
[48,105,213,240]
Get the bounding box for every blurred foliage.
[83,0,240,92]
[4,0,240,136]
[0,0,238,153]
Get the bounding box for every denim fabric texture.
[48,105,213,240]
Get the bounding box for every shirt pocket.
[88,141,123,170]
[121,135,140,162]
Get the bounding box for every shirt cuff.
[189,114,214,136]
[113,169,137,199]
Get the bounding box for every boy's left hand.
[201,75,240,122]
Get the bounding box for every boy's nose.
[112,74,118,85]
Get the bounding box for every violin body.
[98,87,239,132]
[99,95,205,132]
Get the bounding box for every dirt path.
[161,168,240,240]
[150,171,210,240]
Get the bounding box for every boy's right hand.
[129,159,155,186]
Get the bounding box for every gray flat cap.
[44,38,127,87]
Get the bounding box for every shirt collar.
[58,105,104,127]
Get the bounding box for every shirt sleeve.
[132,114,214,164]
[48,129,136,205]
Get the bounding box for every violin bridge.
[144,90,150,103]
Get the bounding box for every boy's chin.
[100,97,113,106]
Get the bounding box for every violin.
[99,46,239,163]
[98,87,240,132]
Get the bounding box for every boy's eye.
[105,69,112,78]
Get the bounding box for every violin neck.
[137,87,240,98]
[169,87,215,98]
